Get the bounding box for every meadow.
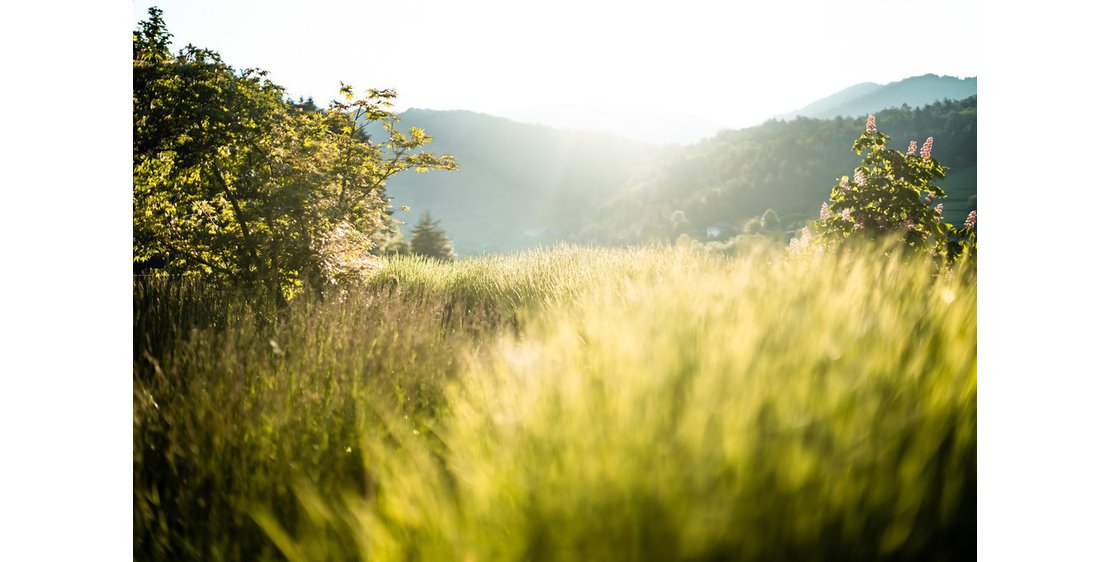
[133,241,976,561]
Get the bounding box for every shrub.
[795,115,976,264]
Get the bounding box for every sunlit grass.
[134,241,975,561]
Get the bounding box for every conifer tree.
[409,211,456,261]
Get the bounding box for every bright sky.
[133,0,976,136]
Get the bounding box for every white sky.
[132,0,977,131]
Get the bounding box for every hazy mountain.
[777,82,883,119]
[780,74,977,120]
[378,109,659,255]
[378,90,976,256]
[496,104,727,145]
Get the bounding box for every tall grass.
[134,248,662,559]
[134,243,975,561]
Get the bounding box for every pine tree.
[409,211,456,261]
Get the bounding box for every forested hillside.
[375,98,975,254]
[580,96,977,244]
[370,110,658,255]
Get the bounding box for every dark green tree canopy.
[409,211,456,261]
[133,7,456,299]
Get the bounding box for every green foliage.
[133,8,456,299]
[409,211,456,261]
[820,118,947,251]
[803,115,977,263]
[135,243,975,561]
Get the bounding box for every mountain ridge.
[779,74,976,120]
[380,77,976,255]
[380,108,658,255]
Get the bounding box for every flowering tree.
[791,115,976,263]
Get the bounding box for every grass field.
[134,241,976,561]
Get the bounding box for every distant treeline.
[579,97,976,244]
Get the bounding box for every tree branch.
[210,164,260,275]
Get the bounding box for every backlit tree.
[133,8,457,301]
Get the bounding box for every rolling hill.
[582,97,977,244]
[378,109,658,255]
[378,79,976,255]
[780,74,977,120]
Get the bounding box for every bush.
[795,115,976,264]
[133,8,456,300]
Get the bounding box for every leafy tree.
[133,8,456,301]
[409,211,456,261]
[797,115,976,262]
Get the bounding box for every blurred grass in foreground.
[134,241,975,561]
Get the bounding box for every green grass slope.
[135,242,976,561]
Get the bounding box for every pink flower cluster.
[854,169,867,187]
[907,140,917,156]
[964,210,976,229]
[839,177,850,190]
[935,203,944,214]
[866,114,877,134]
[842,208,852,222]
[788,226,812,255]
[820,202,830,221]
[921,137,934,160]
[924,191,934,205]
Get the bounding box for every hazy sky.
[133,0,976,135]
